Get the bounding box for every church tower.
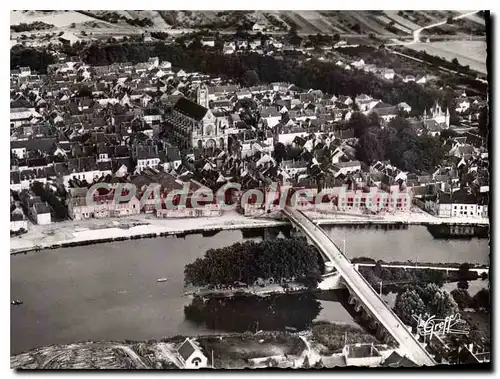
[197,84,209,109]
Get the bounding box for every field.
[10,10,487,49]
[11,10,97,28]
[10,343,137,369]
[293,11,345,33]
[10,10,141,46]
[384,11,423,31]
[406,41,487,74]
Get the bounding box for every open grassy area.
[406,41,487,74]
[198,332,305,369]
[310,321,380,354]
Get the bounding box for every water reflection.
[184,293,322,333]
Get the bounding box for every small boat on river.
[11,300,23,306]
[157,278,168,283]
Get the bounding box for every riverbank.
[10,210,489,254]
[9,212,287,254]
[184,273,342,299]
[11,323,392,369]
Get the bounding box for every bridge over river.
[283,206,436,366]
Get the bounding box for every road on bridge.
[283,206,436,366]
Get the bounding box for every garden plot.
[346,11,396,36]
[384,11,423,31]
[293,11,343,34]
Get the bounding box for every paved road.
[386,10,483,47]
[355,263,489,275]
[283,206,436,366]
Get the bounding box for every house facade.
[166,97,228,151]
[424,189,488,218]
[177,338,209,369]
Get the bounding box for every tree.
[415,283,439,305]
[184,239,323,289]
[10,47,56,73]
[447,16,454,24]
[367,112,380,127]
[347,112,370,138]
[356,128,384,165]
[457,263,472,280]
[388,116,411,133]
[451,288,472,310]
[478,106,489,139]
[242,69,259,87]
[395,284,458,326]
[419,134,446,172]
[457,280,469,290]
[31,181,68,221]
[401,150,420,172]
[428,287,458,318]
[440,128,458,140]
[379,127,400,163]
[288,27,302,46]
[393,287,427,326]
[77,86,93,98]
[273,142,287,165]
[471,289,490,310]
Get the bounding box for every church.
[423,100,450,128]
[165,87,228,152]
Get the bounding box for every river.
[11,226,489,355]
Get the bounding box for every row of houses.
[10,54,488,227]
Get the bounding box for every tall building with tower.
[423,100,450,127]
[165,97,228,152]
[197,84,209,109]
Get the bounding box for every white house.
[383,69,395,80]
[19,67,31,77]
[201,37,215,47]
[249,39,262,49]
[32,202,52,225]
[416,76,427,85]
[456,99,471,114]
[177,338,208,369]
[343,344,383,367]
[333,161,361,177]
[63,168,112,188]
[10,108,42,128]
[252,22,265,32]
[11,145,27,159]
[427,189,488,218]
[397,102,412,114]
[330,147,345,164]
[10,207,28,232]
[351,59,365,69]
[403,75,415,83]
